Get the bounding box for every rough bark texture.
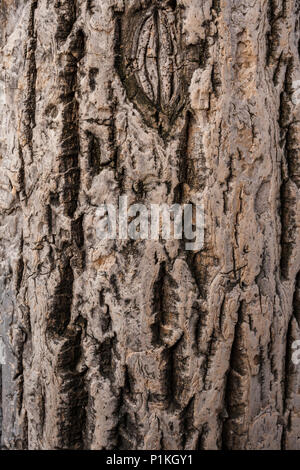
[0,0,300,450]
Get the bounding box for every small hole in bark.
[88,67,99,91]
[167,0,177,10]
[44,104,58,118]
[50,191,59,207]
[70,29,85,61]
[87,0,95,13]
[86,131,101,174]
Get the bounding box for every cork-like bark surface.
[0,0,300,450]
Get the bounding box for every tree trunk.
[0,0,300,450]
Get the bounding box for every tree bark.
[0,0,300,450]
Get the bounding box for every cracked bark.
[0,0,300,450]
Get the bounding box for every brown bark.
[0,0,300,450]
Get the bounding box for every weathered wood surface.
[0,0,300,450]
